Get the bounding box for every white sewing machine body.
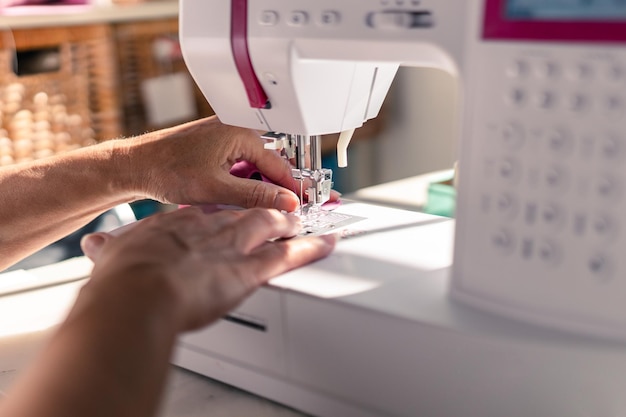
[179,0,464,136]
[176,1,626,416]
[174,202,626,417]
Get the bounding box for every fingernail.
[80,234,106,260]
[321,232,341,245]
[275,193,299,212]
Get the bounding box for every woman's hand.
[79,206,337,331]
[118,116,317,212]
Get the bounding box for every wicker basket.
[0,24,122,166]
[114,18,213,137]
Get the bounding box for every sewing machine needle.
[299,180,304,216]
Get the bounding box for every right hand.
[79,207,338,331]
[115,116,340,213]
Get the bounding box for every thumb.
[227,176,300,212]
[80,232,111,262]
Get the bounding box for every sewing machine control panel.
[453,0,626,340]
[254,1,431,31]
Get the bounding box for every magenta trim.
[231,0,269,109]
[483,0,626,43]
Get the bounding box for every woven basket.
[114,18,214,137]
[0,24,122,166]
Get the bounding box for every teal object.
[130,200,162,219]
[423,182,456,218]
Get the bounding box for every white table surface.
[345,169,454,212]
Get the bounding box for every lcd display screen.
[507,0,626,21]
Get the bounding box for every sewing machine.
[175,1,626,416]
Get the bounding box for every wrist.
[71,265,183,340]
[26,266,181,417]
[100,138,146,202]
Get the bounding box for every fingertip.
[274,192,300,212]
[80,233,109,261]
[330,189,342,201]
[292,232,338,262]
[300,233,340,255]
[320,232,341,247]
[283,212,303,238]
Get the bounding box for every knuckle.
[217,223,239,247]
[176,206,204,221]
[245,182,274,208]
[268,241,290,258]
[250,208,281,229]
[214,209,244,223]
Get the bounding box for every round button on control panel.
[259,10,279,26]
[319,10,341,26]
[288,11,309,26]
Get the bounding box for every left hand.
[80,207,338,331]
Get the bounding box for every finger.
[330,189,342,202]
[108,219,142,237]
[146,206,244,239]
[245,234,339,285]
[242,139,303,192]
[229,208,302,253]
[236,134,339,206]
[214,174,300,211]
[80,232,113,261]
